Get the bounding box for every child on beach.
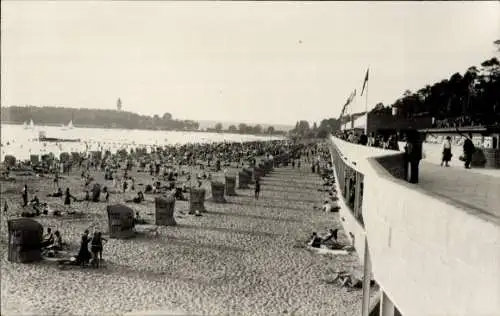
[309,232,322,248]
[254,180,261,200]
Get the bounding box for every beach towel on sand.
[307,245,349,256]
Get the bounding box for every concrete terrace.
[330,136,500,316]
[418,162,500,224]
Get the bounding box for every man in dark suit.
[463,133,475,169]
[405,130,423,184]
[358,132,368,146]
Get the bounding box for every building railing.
[329,140,365,227]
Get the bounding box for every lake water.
[0,124,283,160]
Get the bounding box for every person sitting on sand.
[30,195,40,206]
[44,230,64,256]
[309,232,322,248]
[134,211,142,224]
[322,229,339,244]
[47,187,63,198]
[42,228,55,248]
[127,191,144,204]
[52,231,63,251]
[322,200,333,213]
[174,187,186,200]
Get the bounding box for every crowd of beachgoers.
[0,136,371,315]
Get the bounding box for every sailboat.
[24,119,34,130]
[61,113,75,130]
[61,120,74,131]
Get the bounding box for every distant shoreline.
[0,121,286,138]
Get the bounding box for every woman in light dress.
[441,136,452,167]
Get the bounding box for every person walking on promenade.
[254,179,261,200]
[463,133,475,169]
[367,132,376,147]
[441,136,452,167]
[358,132,368,146]
[404,130,423,184]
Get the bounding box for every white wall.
[332,136,500,316]
[363,174,500,316]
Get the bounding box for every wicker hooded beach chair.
[7,218,43,263]
[107,204,136,239]
[155,195,177,226]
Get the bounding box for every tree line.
[377,57,500,127]
[369,42,500,127]
[207,122,287,135]
[0,105,289,136]
[1,106,200,131]
[295,41,500,138]
[289,118,341,139]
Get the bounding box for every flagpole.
[365,73,369,135]
[351,90,356,131]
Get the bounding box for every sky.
[1,1,499,126]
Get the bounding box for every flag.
[360,68,369,96]
[339,89,357,119]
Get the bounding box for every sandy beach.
[1,159,371,316]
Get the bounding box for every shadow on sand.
[228,199,311,213]
[132,231,248,254]
[255,195,319,204]
[203,208,302,222]
[52,259,227,287]
[177,223,277,238]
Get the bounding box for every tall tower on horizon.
[117,98,122,111]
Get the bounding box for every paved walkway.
[418,162,500,223]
